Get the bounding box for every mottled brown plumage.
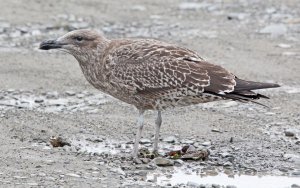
[40,29,280,158]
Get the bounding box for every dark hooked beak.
[39,39,65,50]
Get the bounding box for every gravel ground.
[0,0,300,187]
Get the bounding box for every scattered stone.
[181,139,194,144]
[201,141,211,146]
[212,129,222,133]
[110,168,126,176]
[46,91,59,99]
[65,91,76,96]
[65,173,81,178]
[220,152,233,158]
[292,170,300,176]
[283,154,300,162]
[153,157,174,167]
[49,136,71,147]
[174,159,184,167]
[292,184,300,188]
[86,137,103,143]
[259,24,287,37]
[223,161,232,166]
[226,186,237,188]
[227,13,248,21]
[212,184,221,188]
[34,98,44,103]
[276,43,291,48]
[139,138,151,144]
[46,98,69,106]
[187,181,200,187]
[27,182,38,186]
[284,130,295,137]
[162,136,177,143]
[141,158,151,164]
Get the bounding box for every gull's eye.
[74,36,83,42]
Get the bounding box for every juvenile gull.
[39,29,280,158]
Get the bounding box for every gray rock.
[284,130,295,137]
[211,129,222,133]
[226,186,237,188]
[201,141,211,146]
[227,13,248,21]
[186,145,196,153]
[153,157,174,167]
[139,138,151,144]
[212,184,220,188]
[283,154,300,162]
[223,161,232,166]
[187,181,200,187]
[76,93,85,98]
[220,152,233,158]
[65,173,81,178]
[162,136,177,143]
[65,91,76,96]
[46,91,59,99]
[259,24,287,37]
[46,99,68,106]
[174,159,184,167]
[292,170,300,176]
[34,98,44,103]
[141,158,151,164]
[292,184,300,188]
[181,139,194,144]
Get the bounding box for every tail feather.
[204,78,280,107]
[234,78,280,91]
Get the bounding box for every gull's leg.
[132,109,145,158]
[153,110,162,153]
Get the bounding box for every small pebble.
[65,173,81,178]
[284,130,295,137]
[34,98,44,103]
[65,91,76,96]
[162,136,177,143]
[139,138,151,144]
[154,157,174,167]
[187,181,200,187]
[212,129,222,133]
[201,141,211,146]
[292,184,300,188]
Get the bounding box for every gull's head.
[39,29,108,61]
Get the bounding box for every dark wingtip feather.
[234,78,280,91]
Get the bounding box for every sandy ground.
[0,0,300,187]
